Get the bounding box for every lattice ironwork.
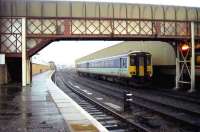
[71,20,86,35]
[27,19,57,35]
[42,19,57,34]
[27,19,42,34]
[175,43,193,91]
[99,20,112,35]
[0,18,22,53]
[140,21,153,35]
[27,38,52,56]
[127,21,140,35]
[176,22,189,36]
[113,20,127,35]
[1,17,200,55]
[27,38,43,50]
[86,20,100,34]
[162,22,176,36]
[26,18,199,39]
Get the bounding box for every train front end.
[128,52,152,83]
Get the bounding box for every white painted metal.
[176,47,191,89]
[22,18,27,87]
[175,22,196,91]
[0,54,5,65]
[189,22,195,92]
[175,45,180,89]
[27,59,31,85]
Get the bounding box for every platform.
[0,71,108,132]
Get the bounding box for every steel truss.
[26,18,196,38]
[1,17,200,55]
[0,18,22,53]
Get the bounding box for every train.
[75,41,200,86]
[76,50,152,84]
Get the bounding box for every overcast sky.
[32,0,200,66]
[33,41,120,66]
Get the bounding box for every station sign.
[0,54,5,65]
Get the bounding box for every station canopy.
[0,0,200,21]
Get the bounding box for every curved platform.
[0,71,108,132]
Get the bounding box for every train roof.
[128,51,151,55]
[76,50,151,64]
[75,41,176,65]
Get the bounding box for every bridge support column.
[189,22,195,92]
[175,22,196,92]
[175,43,180,89]
[22,18,27,87]
[26,58,31,85]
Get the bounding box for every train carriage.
[76,51,152,84]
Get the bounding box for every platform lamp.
[180,43,190,57]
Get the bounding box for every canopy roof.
[1,0,200,21]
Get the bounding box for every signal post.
[175,22,196,92]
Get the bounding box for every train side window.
[121,58,127,68]
[114,59,120,68]
[123,59,127,68]
[105,60,108,68]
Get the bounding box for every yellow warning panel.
[70,123,99,132]
[139,66,144,76]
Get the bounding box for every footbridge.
[0,0,200,91]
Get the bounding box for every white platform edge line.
[47,71,109,132]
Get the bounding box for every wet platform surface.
[0,71,108,132]
[0,72,68,132]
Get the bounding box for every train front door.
[120,58,127,77]
[136,55,146,77]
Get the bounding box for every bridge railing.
[0,18,22,53]
[25,17,200,39]
[1,17,200,54]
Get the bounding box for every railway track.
[145,87,200,105]
[60,69,200,130]
[53,71,150,132]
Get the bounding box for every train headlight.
[147,71,151,76]
[130,72,136,75]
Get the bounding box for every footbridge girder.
[1,17,200,57]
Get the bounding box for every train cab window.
[130,56,135,66]
[147,55,151,65]
[139,57,144,66]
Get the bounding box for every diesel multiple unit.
[76,51,152,81]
